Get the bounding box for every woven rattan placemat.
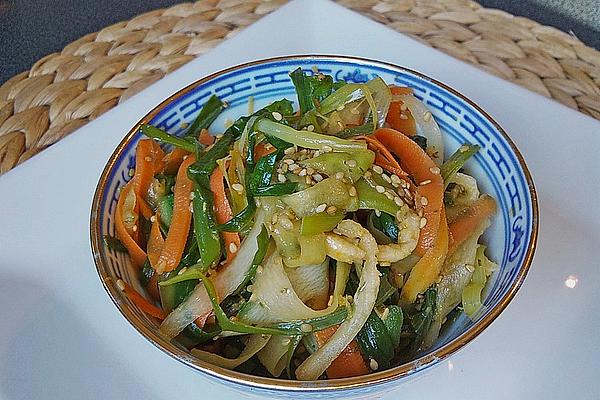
[1,0,599,175]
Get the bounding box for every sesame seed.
[298,168,307,177]
[313,173,323,182]
[394,196,404,206]
[375,185,385,193]
[150,215,157,223]
[283,159,294,165]
[313,150,320,157]
[222,101,229,109]
[423,112,432,121]
[264,143,273,150]
[128,168,135,177]
[385,192,394,200]
[272,111,283,121]
[372,165,383,174]
[370,359,379,371]
[350,108,360,115]
[281,163,289,172]
[178,267,188,275]
[189,191,196,200]
[382,174,391,183]
[278,173,287,183]
[349,186,357,197]
[420,196,429,206]
[279,217,293,230]
[229,243,238,254]
[346,159,357,168]
[301,323,313,333]
[400,114,408,120]
[326,205,337,215]
[284,147,296,155]
[231,183,244,193]
[189,202,194,213]
[256,265,263,275]
[116,279,126,291]
[321,145,333,152]
[420,179,432,186]
[363,170,372,178]
[418,208,423,217]
[307,124,315,132]
[459,145,469,153]
[182,155,189,160]
[289,163,300,171]
[315,203,327,213]
[430,166,441,174]
[396,210,403,220]
[400,104,407,111]
[144,156,152,162]
[306,167,315,175]
[311,65,319,73]
[271,214,279,225]
[381,307,390,321]
[375,209,381,217]
[132,225,138,232]
[391,174,401,184]
[466,264,475,273]
[337,105,345,111]
[335,172,344,180]
[305,176,313,185]
[420,217,427,228]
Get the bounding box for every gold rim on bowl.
[90,54,539,392]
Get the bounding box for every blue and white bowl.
[90,55,538,396]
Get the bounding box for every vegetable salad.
[107,67,498,380]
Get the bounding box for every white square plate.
[1,0,599,399]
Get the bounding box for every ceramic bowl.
[90,55,538,396]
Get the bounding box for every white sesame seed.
[232,183,244,193]
[229,243,238,254]
[128,168,135,177]
[375,185,385,193]
[271,214,279,225]
[335,171,344,180]
[346,159,357,168]
[307,124,315,132]
[396,210,403,220]
[363,170,372,178]
[313,173,323,182]
[420,179,432,186]
[420,217,427,228]
[150,215,157,223]
[305,176,313,185]
[466,264,475,273]
[391,174,401,184]
[315,203,327,213]
[394,196,404,206]
[400,114,408,120]
[430,166,441,174]
[423,112,432,121]
[178,267,188,275]
[272,111,283,121]
[313,150,320,157]
[284,147,296,155]
[189,191,196,200]
[298,168,307,177]
[370,359,379,371]
[283,159,294,165]
[350,108,360,115]
[337,105,345,111]
[418,208,423,217]
[264,143,273,150]
[144,156,152,162]
[278,173,287,183]
[281,163,289,173]
[290,163,300,171]
[348,186,357,197]
[306,167,315,175]
[279,217,293,230]
[382,174,391,183]
[132,225,138,232]
[321,145,333,153]
[385,191,394,200]
[400,104,407,111]
[326,205,337,215]
[189,202,194,213]
[420,196,429,206]
[459,145,469,153]
[222,101,229,109]
[381,307,390,321]
[375,209,381,217]
[116,279,126,291]
[372,165,383,174]
[301,323,313,333]
[256,265,263,275]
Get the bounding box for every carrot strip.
[199,129,215,146]
[356,135,409,178]
[132,140,165,219]
[162,147,190,175]
[209,166,240,264]
[154,155,196,273]
[147,213,165,269]
[374,128,444,256]
[313,326,370,378]
[386,86,417,136]
[118,279,165,319]
[448,195,496,256]
[400,208,448,303]
[254,141,276,161]
[115,181,147,267]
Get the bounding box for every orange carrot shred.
[209,166,240,264]
[313,326,370,378]
[118,279,165,319]
[115,181,147,268]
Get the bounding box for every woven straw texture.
[1,0,599,175]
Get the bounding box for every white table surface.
[1,0,599,399]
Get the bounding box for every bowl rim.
[90,54,539,392]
